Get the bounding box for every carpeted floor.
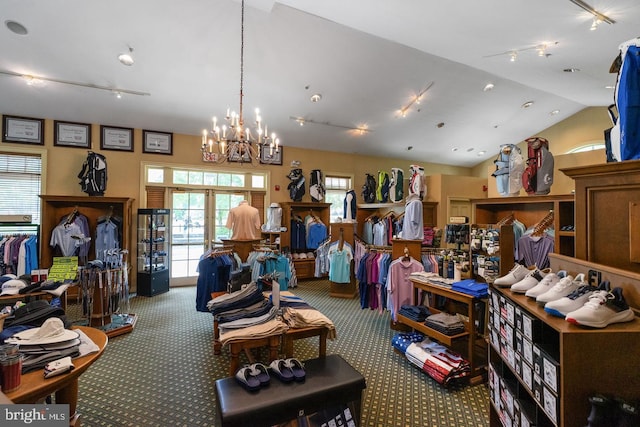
[74,280,489,427]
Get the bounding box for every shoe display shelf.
[397,277,488,385]
[136,208,170,297]
[487,253,640,427]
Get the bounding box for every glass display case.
[137,208,170,296]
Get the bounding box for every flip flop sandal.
[284,358,306,382]
[269,359,295,383]
[249,363,270,386]
[235,366,261,392]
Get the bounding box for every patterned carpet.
[74,280,489,427]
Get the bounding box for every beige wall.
[25,119,474,210]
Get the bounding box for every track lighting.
[569,0,616,26]
[289,116,371,134]
[509,51,517,62]
[0,69,150,96]
[398,81,434,118]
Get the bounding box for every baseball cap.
[0,278,28,296]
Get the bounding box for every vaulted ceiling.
[1,0,638,166]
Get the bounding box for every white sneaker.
[493,264,533,287]
[544,280,610,318]
[565,287,636,328]
[510,268,552,293]
[525,270,566,299]
[536,273,585,306]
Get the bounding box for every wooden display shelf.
[400,278,487,385]
[488,253,640,427]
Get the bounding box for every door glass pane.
[171,191,206,279]
[214,193,246,241]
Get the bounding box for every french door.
[168,189,247,286]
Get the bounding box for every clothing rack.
[64,206,80,225]
[496,212,515,227]
[532,210,554,237]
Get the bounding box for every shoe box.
[489,288,561,426]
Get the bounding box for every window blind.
[0,153,42,224]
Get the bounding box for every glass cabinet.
[137,208,170,296]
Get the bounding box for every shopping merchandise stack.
[391,331,470,386]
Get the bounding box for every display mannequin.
[408,165,426,200]
[226,200,261,240]
[265,203,283,232]
[401,193,424,240]
[343,189,356,222]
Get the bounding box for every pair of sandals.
[269,358,306,383]
[235,363,270,392]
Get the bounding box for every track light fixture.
[569,0,615,26]
[0,69,151,97]
[484,42,558,62]
[289,116,371,135]
[399,81,434,118]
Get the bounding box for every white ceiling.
[1,0,638,167]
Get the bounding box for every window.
[324,175,352,220]
[0,153,42,224]
[567,143,605,153]
[214,193,246,240]
[147,168,164,183]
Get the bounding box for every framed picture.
[100,125,134,152]
[227,142,253,163]
[143,130,173,155]
[259,146,283,165]
[54,120,92,148]
[2,115,44,145]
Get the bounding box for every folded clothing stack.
[398,305,432,322]
[424,312,465,336]
[391,331,427,354]
[451,279,488,298]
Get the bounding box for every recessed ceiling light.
[452,147,459,152]
[436,122,445,128]
[563,68,580,73]
[522,101,534,109]
[467,148,474,152]
[605,85,615,89]
[407,146,413,151]
[483,83,494,92]
[478,151,486,156]
[310,93,322,103]
[5,20,28,35]
[550,109,560,115]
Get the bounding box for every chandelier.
[201,0,280,164]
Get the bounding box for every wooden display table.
[5,326,108,427]
[220,324,328,376]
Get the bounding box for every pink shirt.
[387,257,424,321]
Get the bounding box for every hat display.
[5,299,65,327]
[0,278,28,296]
[6,317,79,346]
[0,274,17,285]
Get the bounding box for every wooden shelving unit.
[488,253,640,427]
[472,195,575,259]
[280,202,331,280]
[397,278,487,385]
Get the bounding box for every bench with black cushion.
[215,354,366,427]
